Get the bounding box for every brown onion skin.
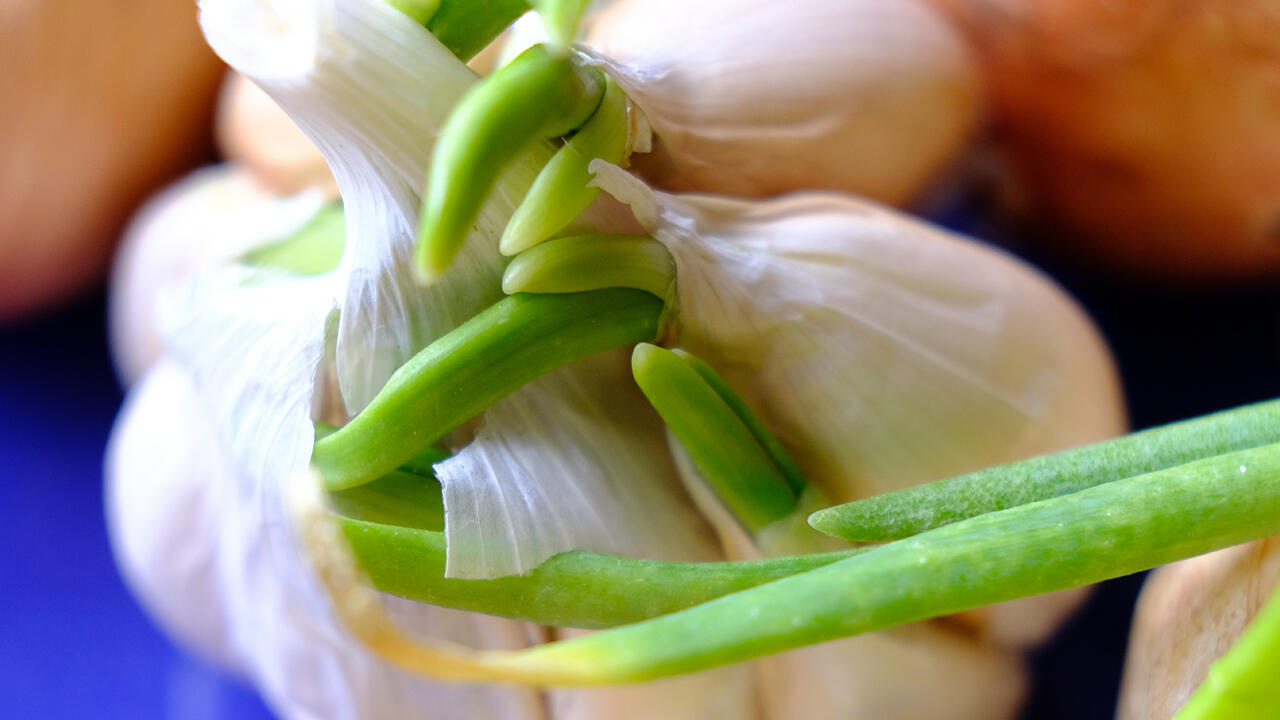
[0,1,225,321]
[932,0,1280,279]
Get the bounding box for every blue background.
[2,228,1277,718]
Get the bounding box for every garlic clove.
[1117,537,1280,720]
[592,161,1126,649]
[105,358,242,674]
[582,0,983,206]
[108,358,549,719]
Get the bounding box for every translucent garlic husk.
[108,165,331,386]
[1117,537,1280,720]
[583,0,983,206]
[593,160,1126,648]
[106,358,549,720]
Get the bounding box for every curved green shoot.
[1173,579,1280,720]
[671,349,809,497]
[339,516,862,628]
[311,288,663,490]
[810,398,1280,541]
[487,442,1280,684]
[416,44,605,280]
[631,343,798,533]
[500,77,629,255]
[502,234,674,299]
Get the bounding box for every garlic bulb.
[0,0,225,320]
[583,0,982,206]
[933,0,1280,278]
[592,160,1125,646]
[1117,537,1280,720]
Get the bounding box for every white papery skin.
[593,161,1125,649]
[201,0,519,416]
[107,359,548,720]
[583,0,982,206]
[434,351,719,578]
[108,165,329,387]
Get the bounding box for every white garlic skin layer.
[584,0,983,206]
[594,161,1127,650]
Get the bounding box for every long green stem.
[488,443,1280,684]
[417,44,605,280]
[339,516,861,628]
[810,399,1280,541]
[312,289,663,490]
[1173,579,1280,720]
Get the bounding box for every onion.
[934,0,1280,278]
[0,0,225,319]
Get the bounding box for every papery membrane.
[107,359,547,720]
[435,352,719,578]
[201,0,545,415]
[591,161,1126,504]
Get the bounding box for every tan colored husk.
[1117,536,1280,720]
[583,0,983,207]
[931,0,1280,278]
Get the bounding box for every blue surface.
[0,296,273,719]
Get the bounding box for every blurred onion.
[0,0,224,319]
[934,0,1280,278]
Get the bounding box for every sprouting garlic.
[592,160,1126,647]
[582,0,983,206]
[1117,537,1280,720]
